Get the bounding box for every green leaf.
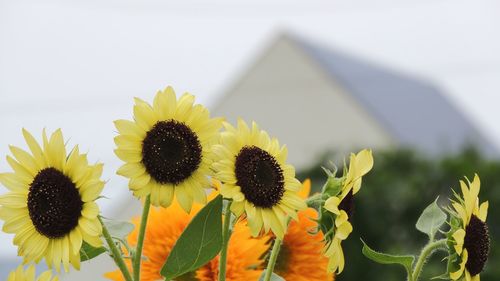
[415,197,447,241]
[361,239,415,276]
[80,241,107,262]
[161,195,223,280]
[258,271,285,281]
[103,220,135,240]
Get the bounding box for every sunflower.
[104,194,269,281]
[7,265,58,281]
[273,180,334,281]
[322,149,373,274]
[212,119,306,239]
[0,129,104,272]
[448,174,490,281]
[114,86,223,212]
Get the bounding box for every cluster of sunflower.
[0,86,491,281]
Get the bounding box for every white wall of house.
[213,35,396,169]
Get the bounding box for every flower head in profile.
[114,86,223,212]
[447,174,490,281]
[320,149,373,274]
[212,119,306,239]
[104,193,269,281]
[273,180,334,281]
[7,265,58,281]
[0,129,104,271]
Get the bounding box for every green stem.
[99,216,133,281]
[218,200,233,281]
[263,238,283,281]
[133,195,151,281]
[411,239,448,281]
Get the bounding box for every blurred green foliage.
[297,147,499,281]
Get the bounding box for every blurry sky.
[1,0,500,261]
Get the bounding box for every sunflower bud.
[321,167,343,197]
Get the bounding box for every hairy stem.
[411,239,448,281]
[100,216,133,281]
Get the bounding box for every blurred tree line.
[297,147,499,281]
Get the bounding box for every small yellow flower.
[322,149,373,274]
[0,129,104,271]
[7,265,58,281]
[212,119,306,239]
[448,174,490,281]
[114,86,223,212]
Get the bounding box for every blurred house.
[214,33,498,169]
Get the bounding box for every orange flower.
[105,193,269,281]
[274,179,334,281]
[196,223,269,281]
[104,200,196,281]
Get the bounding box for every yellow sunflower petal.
[114,149,142,163]
[0,193,28,209]
[450,249,468,280]
[452,229,466,254]
[174,93,195,121]
[133,102,156,131]
[69,228,83,255]
[22,128,47,169]
[47,129,66,170]
[114,120,146,139]
[0,173,29,192]
[154,86,177,120]
[175,186,193,213]
[6,156,34,183]
[9,146,39,175]
[324,196,341,215]
[117,163,146,178]
[158,186,174,207]
[478,201,488,222]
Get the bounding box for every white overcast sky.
[1,0,500,260]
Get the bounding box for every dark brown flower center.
[338,190,355,220]
[235,146,284,208]
[142,120,202,185]
[464,214,490,276]
[28,168,83,238]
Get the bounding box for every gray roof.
[293,35,498,156]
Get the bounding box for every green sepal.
[321,171,343,197]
